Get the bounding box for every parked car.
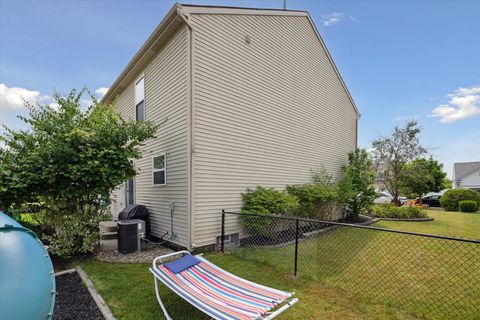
[374,192,393,204]
[399,196,407,205]
[416,194,442,207]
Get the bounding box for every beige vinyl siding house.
[103,4,360,250]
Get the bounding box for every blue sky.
[1,0,479,177]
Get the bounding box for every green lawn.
[76,210,480,320]
[374,208,480,239]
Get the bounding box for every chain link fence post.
[294,217,299,276]
[221,209,225,253]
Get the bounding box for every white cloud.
[0,83,52,115]
[430,85,480,123]
[321,12,357,27]
[0,84,110,116]
[95,87,109,98]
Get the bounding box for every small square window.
[152,154,166,186]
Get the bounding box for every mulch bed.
[53,272,103,320]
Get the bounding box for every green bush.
[458,200,479,213]
[440,189,480,211]
[241,186,299,237]
[0,89,158,258]
[286,183,339,220]
[371,204,427,219]
[43,203,111,258]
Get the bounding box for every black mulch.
[53,272,104,320]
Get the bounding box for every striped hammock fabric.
[150,255,294,320]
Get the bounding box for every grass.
[374,208,480,240]
[78,256,415,320]
[75,210,480,320]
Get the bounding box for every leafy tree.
[400,157,448,201]
[340,148,377,221]
[0,89,160,257]
[371,120,427,205]
[442,177,453,190]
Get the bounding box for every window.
[135,76,145,121]
[152,154,166,185]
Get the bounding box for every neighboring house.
[102,4,360,250]
[452,162,480,192]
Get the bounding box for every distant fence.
[220,210,480,320]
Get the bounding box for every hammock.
[150,251,298,320]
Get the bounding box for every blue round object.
[0,211,55,320]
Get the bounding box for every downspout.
[177,7,195,250]
[356,115,359,149]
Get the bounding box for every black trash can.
[117,220,138,254]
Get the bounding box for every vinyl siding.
[190,14,357,247]
[110,25,189,248]
[459,170,480,188]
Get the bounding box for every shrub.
[43,203,111,258]
[241,186,299,237]
[286,183,339,220]
[440,189,480,211]
[371,204,427,219]
[458,200,479,213]
[242,186,299,215]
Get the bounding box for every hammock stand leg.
[154,275,173,320]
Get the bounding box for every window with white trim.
[152,154,166,185]
[135,76,145,121]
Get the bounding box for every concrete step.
[100,221,117,232]
[99,239,117,251]
[100,232,117,240]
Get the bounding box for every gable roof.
[454,162,480,180]
[101,3,360,118]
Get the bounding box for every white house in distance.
[102,4,360,250]
[452,162,480,192]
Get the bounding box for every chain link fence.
[220,210,480,320]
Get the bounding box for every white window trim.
[135,73,145,121]
[152,153,166,186]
